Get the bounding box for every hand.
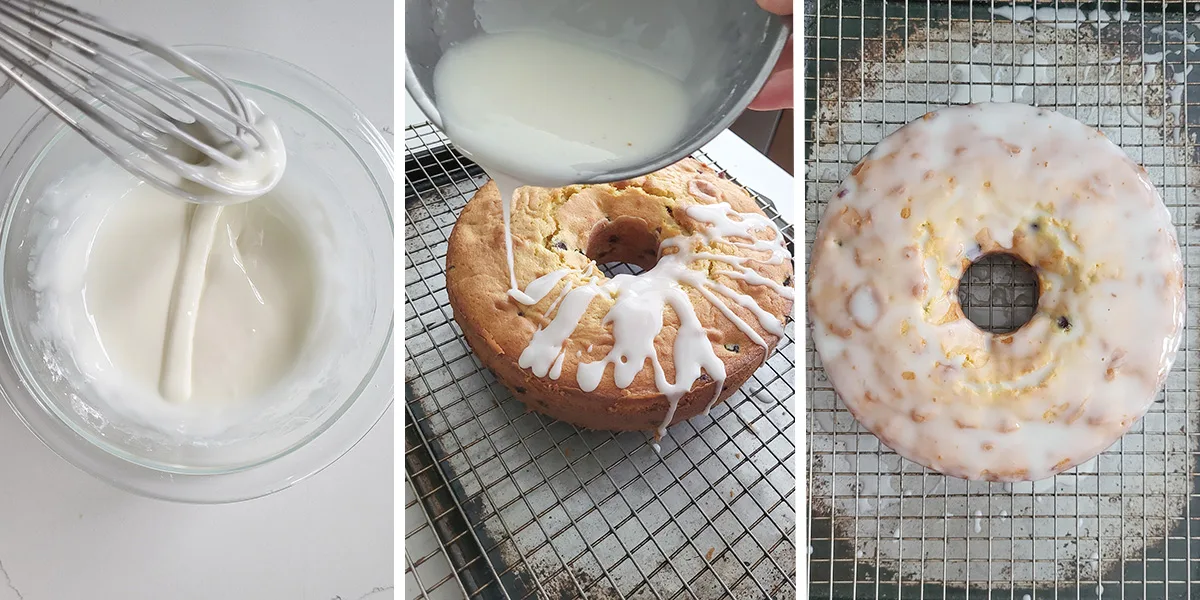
[748,0,793,111]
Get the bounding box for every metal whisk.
[0,0,278,203]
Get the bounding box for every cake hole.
[956,253,1039,334]
[586,215,660,272]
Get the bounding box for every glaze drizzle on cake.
[511,199,793,440]
[444,159,794,437]
[809,103,1184,481]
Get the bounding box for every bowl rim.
[404,15,790,185]
[0,44,395,504]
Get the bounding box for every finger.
[774,35,794,73]
[756,0,793,16]
[748,36,793,111]
[748,67,794,111]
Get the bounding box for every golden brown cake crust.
[445,158,794,432]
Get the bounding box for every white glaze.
[809,103,1184,481]
[512,202,789,438]
[159,204,223,402]
[25,148,354,437]
[145,99,287,204]
[35,165,318,406]
[992,4,1131,29]
[140,97,289,402]
[494,173,524,297]
[432,31,691,187]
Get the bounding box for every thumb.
[748,67,793,111]
[756,0,792,16]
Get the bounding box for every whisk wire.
[0,52,171,192]
[0,55,192,181]
[2,0,261,140]
[0,13,176,141]
[0,0,275,202]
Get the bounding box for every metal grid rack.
[804,1,1200,597]
[403,122,797,599]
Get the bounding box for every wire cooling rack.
[805,1,1200,598]
[403,122,797,600]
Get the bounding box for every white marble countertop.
[0,2,394,599]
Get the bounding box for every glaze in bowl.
[405,0,789,184]
[0,46,394,503]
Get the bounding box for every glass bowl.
[0,46,393,503]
